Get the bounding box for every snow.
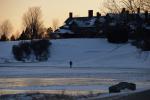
[84,88,150,100]
[63,25,69,28]
[145,26,150,30]
[69,18,96,27]
[55,29,74,34]
[0,39,150,92]
[0,38,150,68]
[99,17,105,23]
[1,87,150,100]
[129,24,136,30]
[109,22,116,26]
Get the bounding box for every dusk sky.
[0,0,103,32]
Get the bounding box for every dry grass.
[0,91,103,100]
[0,93,75,100]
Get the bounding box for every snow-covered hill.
[0,39,150,68]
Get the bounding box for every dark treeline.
[102,0,150,51]
[103,8,150,51]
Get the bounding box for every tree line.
[103,0,150,14]
[0,7,59,41]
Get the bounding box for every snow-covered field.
[0,38,150,68]
[0,39,150,94]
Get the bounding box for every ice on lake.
[0,66,150,94]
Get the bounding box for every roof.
[107,13,150,19]
[55,12,150,35]
[55,29,74,34]
[65,16,106,28]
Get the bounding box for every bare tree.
[144,0,150,10]
[0,20,13,38]
[103,0,150,13]
[104,0,121,13]
[121,0,150,13]
[22,7,43,39]
[15,30,21,39]
[52,19,59,31]
[121,0,142,13]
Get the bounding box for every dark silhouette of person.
[69,61,73,68]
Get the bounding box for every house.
[104,8,150,43]
[53,8,150,42]
[53,10,106,38]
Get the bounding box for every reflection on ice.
[0,66,150,93]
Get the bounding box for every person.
[69,61,73,68]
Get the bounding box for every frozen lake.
[0,66,150,93]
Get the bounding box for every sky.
[0,0,104,33]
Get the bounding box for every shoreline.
[86,88,150,100]
[0,88,150,100]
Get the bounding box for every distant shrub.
[12,39,51,61]
[141,27,150,51]
[132,27,150,51]
[19,41,31,59]
[31,39,51,61]
[12,45,24,61]
[140,40,150,51]
[106,22,128,43]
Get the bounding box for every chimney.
[96,12,101,18]
[88,10,93,18]
[121,8,126,13]
[137,8,140,14]
[69,12,73,19]
[145,10,148,21]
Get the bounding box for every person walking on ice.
[69,61,73,68]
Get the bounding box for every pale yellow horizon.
[0,0,104,33]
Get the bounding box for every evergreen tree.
[10,35,15,41]
[0,34,8,41]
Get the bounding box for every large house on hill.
[53,10,106,38]
[53,8,150,39]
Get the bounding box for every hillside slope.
[0,39,150,68]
